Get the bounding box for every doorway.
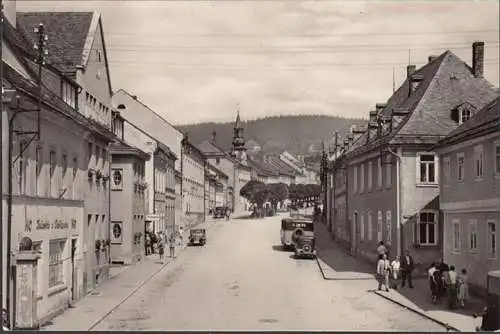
[71,238,77,301]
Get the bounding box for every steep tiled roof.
[436,97,500,148]
[246,158,272,177]
[17,12,93,75]
[266,156,296,177]
[344,48,498,160]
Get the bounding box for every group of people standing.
[376,242,415,292]
[375,242,469,310]
[145,226,185,263]
[428,260,469,309]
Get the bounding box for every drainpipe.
[387,147,403,258]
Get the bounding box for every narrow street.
[89,215,446,331]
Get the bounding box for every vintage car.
[291,224,316,259]
[189,228,206,246]
[213,207,226,219]
[281,217,313,251]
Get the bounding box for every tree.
[240,180,265,204]
[267,183,289,209]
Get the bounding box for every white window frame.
[468,219,478,252]
[459,108,471,125]
[368,161,373,191]
[377,210,383,242]
[495,140,500,177]
[367,211,373,241]
[452,219,460,253]
[457,152,465,182]
[487,220,497,259]
[49,239,66,288]
[377,157,382,189]
[443,156,451,186]
[417,210,438,246]
[353,166,358,193]
[360,212,365,241]
[474,145,484,180]
[386,210,392,244]
[416,152,438,185]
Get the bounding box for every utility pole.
[6,22,48,328]
[1,0,5,318]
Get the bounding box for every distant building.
[111,89,183,235]
[121,119,177,240]
[435,97,500,295]
[109,128,150,264]
[181,137,206,228]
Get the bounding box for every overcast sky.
[17,0,500,125]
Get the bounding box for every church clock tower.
[231,109,247,162]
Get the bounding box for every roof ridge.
[115,88,183,134]
[390,51,450,139]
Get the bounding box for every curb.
[373,290,460,332]
[315,252,376,281]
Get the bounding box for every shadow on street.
[391,278,484,317]
[271,244,290,252]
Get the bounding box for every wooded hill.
[178,115,366,156]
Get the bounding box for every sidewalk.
[42,219,220,331]
[314,222,484,331]
[315,221,375,280]
[374,279,484,332]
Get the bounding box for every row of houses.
[323,41,499,295]
[0,5,305,326]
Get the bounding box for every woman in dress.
[457,268,469,307]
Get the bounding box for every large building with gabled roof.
[326,42,498,272]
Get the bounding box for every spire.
[235,105,241,128]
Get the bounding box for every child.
[457,268,469,307]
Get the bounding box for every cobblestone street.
[46,215,447,331]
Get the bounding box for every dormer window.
[451,102,477,125]
[410,74,424,93]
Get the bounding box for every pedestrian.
[446,265,458,309]
[429,263,440,304]
[225,208,230,221]
[377,241,387,257]
[390,256,401,289]
[169,233,176,258]
[401,250,415,289]
[145,233,151,256]
[178,226,184,246]
[377,253,390,292]
[457,268,469,307]
[158,233,165,263]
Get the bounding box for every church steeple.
[232,107,246,160]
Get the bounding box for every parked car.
[213,207,226,219]
[189,228,206,246]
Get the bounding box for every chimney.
[4,0,16,26]
[211,131,216,143]
[428,55,438,63]
[406,65,416,78]
[369,110,378,124]
[472,41,484,78]
[375,103,387,114]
